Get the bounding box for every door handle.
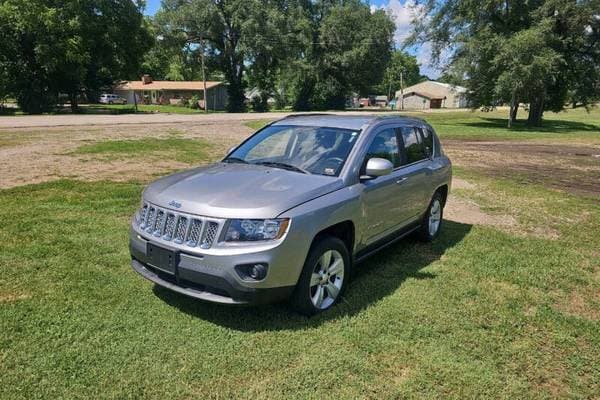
[396,177,408,185]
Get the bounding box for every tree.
[159,0,258,112]
[0,0,151,113]
[373,50,421,99]
[285,1,395,110]
[408,0,600,127]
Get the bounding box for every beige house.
[395,81,468,109]
[115,75,228,110]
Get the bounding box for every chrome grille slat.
[174,216,188,244]
[139,204,149,228]
[145,207,156,233]
[186,219,203,247]
[163,214,176,240]
[136,202,221,249]
[201,221,219,249]
[153,210,166,237]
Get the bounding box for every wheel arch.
[436,184,449,207]
[313,220,355,257]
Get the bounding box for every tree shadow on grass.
[153,220,472,332]
[460,117,600,134]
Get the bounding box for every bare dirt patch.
[445,195,516,227]
[553,288,600,321]
[0,122,253,188]
[444,140,600,198]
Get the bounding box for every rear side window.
[418,127,434,157]
[400,127,426,164]
[364,129,401,168]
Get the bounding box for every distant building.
[114,75,228,110]
[395,81,468,109]
[373,95,388,107]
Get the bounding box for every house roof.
[403,91,445,100]
[115,80,223,91]
[428,81,468,93]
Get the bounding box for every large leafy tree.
[0,0,151,113]
[159,0,258,112]
[408,0,600,127]
[285,0,395,110]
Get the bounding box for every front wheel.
[290,236,350,315]
[417,192,444,242]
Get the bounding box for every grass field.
[0,108,598,398]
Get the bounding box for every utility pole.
[400,70,404,111]
[200,40,208,113]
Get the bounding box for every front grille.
[136,202,221,249]
[201,222,219,249]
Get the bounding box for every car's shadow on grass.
[459,117,600,133]
[153,220,472,331]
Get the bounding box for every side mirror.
[361,158,393,180]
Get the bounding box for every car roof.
[271,114,428,131]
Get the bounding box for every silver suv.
[130,115,452,314]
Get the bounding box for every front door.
[360,127,413,244]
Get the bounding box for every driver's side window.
[363,128,401,170]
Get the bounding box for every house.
[114,75,228,110]
[373,95,388,107]
[395,81,468,109]
[357,95,389,108]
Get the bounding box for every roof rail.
[281,113,334,118]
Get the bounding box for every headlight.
[224,219,289,242]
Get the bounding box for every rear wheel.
[417,192,444,242]
[290,236,350,315]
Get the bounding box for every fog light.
[250,264,267,280]
[235,263,268,281]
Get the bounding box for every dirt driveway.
[444,140,600,198]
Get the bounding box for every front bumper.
[129,231,297,305]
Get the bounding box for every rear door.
[396,126,432,219]
[360,127,412,243]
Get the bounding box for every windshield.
[225,125,361,176]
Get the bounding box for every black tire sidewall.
[290,236,351,315]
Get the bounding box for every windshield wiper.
[255,161,309,174]
[223,157,248,164]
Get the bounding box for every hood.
[143,162,344,218]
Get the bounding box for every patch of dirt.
[553,288,600,321]
[0,122,253,188]
[444,140,600,198]
[0,292,31,303]
[445,195,517,227]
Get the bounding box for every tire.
[416,191,444,242]
[290,236,350,316]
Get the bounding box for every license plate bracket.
[146,243,179,275]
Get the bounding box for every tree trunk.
[70,92,78,113]
[527,93,545,127]
[508,90,518,128]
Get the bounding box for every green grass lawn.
[70,137,213,164]
[81,104,217,115]
[419,108,600,141]
[243,119,273,130]
[1,109,598,398]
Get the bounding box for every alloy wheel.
[428,199,442,236]
[309,249,344,309]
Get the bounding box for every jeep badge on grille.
[168,200,182,209]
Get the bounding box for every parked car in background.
[129,115,452,315]
[99,93,127,104]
